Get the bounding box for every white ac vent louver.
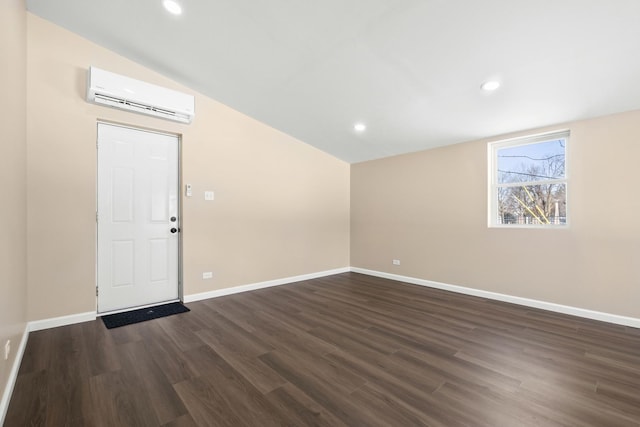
[86,67,195,124]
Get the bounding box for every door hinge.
[96,287,99,297]
[96,212,99,222]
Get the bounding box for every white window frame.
[488,130,569,228]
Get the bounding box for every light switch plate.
[204,191,214,201]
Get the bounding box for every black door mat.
[101,302,190,329]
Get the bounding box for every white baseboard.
[184,267,351,303]
[0,325,29,426]
[26,268,351,327]
[28,311,97,332]
[351,267,640,329]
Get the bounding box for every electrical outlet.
[202,272,213,279]
[4,340,10,360]
[392,259,401,266]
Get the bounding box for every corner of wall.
[0,0,29,422]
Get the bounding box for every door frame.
[95,120,184,314]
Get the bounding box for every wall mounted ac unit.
[86,66,195,124]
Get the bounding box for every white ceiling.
[26,0,640,163]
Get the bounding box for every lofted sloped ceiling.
[26,0,640,163]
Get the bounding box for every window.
[489,130,568,227]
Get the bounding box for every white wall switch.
[204,191,214,201]
[202,272,213,279]
[392,259,401,265]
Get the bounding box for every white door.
[97,123,180,313]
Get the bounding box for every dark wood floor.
[6,272,640,426]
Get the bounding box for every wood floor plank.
[15,331,51,375]
[80,319,121,376]
[160,413,199,427]
[517,378,640,427]
[322,349,446,414]
[348,383,435,427]
[233,309,340,357]
[194,327,287,394]
[432,381,563,427]
[88,370,161,427]
[195,312,274,357]
[397,346,523,394]
[595,379,640,417]
[308,323,397,357]
[44,323,92,426]
[175,346,286,427]
[264,383,348,427]
[139,320,200,384]
[3,370,48,427]
[118,340,189,424]
[156,313,208,352]
[259,349,391,427]
[172,375,246,427]
[6,272,640,426]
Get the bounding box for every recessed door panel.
[149,238,169,283]
[112,240,134,287]
[111,167,134,222]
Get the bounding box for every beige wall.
[26,14,350,321]
[352,109,640,318]
[0,0,28,413]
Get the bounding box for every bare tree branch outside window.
[494,137,567,226]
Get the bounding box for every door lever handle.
[170,228,178,234]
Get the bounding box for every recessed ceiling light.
[481,80,501,92]
[163,0,182,15]
[354,123,366,132]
